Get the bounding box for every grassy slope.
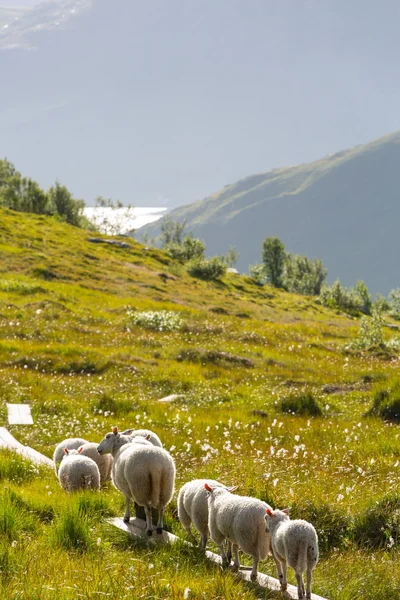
[138,131,400,294]
[1,208,400,599]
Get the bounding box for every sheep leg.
[200,532,208,551]
[280,560,288,591]
[250,556,259,582]
[144,505,153,536]
[156,506,165,534]
[226,540,232,564]
[306,567,313,600]
[123,496,131,523]
[296,571,305,600]
[219,542,229,568]
[231,543,240,572]
[271,550,284,589]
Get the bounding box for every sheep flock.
[54,426,319,600]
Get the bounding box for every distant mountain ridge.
[138,131,400,295]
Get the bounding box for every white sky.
[1,0,400,207]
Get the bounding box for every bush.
[367,381,400,422]
[279,392,322,416]
[248,264,266,285]
[319,279,369,314]
[127,309,183,332]
[165,236,205,262]
[284,254,327,296]
[186,256,226,280]
[353,494,400,549]
[389,288,400,316]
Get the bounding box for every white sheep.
[77,442,113,484]
[205,483,275,581]
[121,428,163,448]
[58,448,100,492]
[265,508,319,600]
[53,437,89,474]
[177,479,236,552]
[97,426,175,535]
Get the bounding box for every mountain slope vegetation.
[139,131,400,295]
[1,208,400,599]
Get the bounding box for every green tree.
[160,217,186,247]
[262,236,286,287]
[165,235,205,262]
[0,159,48,214]
[224,246,239,268]
[47,181,85,227]
[284,254,327,295]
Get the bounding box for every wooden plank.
[107,517,328,600]
[7,403,33,425]
[0,427,53,468]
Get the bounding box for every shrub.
[186,256,226,280]
[279,392,322,416]
[319,279,367,314]
[127,309,183,331]
[165,236,205,262]
[389,288,400,316]
[353,495,400,549]
[367,380,400,422]
[284,254,327,296]
[248,264,266,285]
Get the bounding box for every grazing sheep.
[205,483,274,581]
[58,448,100,492]
[265,508,319,600]
[77,442,113,484]
[53,437,89,474]
[121,428,163,448]
[178,479,237,553]
[98,426,175,535]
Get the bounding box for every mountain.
[137,131,400,295]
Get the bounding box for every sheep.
[121,428,163,448]
[58,448,100,492]
[205,483,275,582]
[97,426,175,536]
[77,442,113,484]
[265,508,319,600]
[53,437,89,474]
[177,479,237,554]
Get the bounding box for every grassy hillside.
[138,131,400,295]
[1,208,400,599]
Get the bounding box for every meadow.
[0,207,400,599]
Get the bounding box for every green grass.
[0,207,400,598]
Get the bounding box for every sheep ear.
[78,447,83,453]
[266,508,273,517]
[204,483,213,493]
[146,434,151,440]
[282,508,290,515]
[227,485,238,493]
[64,448,69,455]
[112,426,118,436]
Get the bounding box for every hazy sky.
[1,0,400,207]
